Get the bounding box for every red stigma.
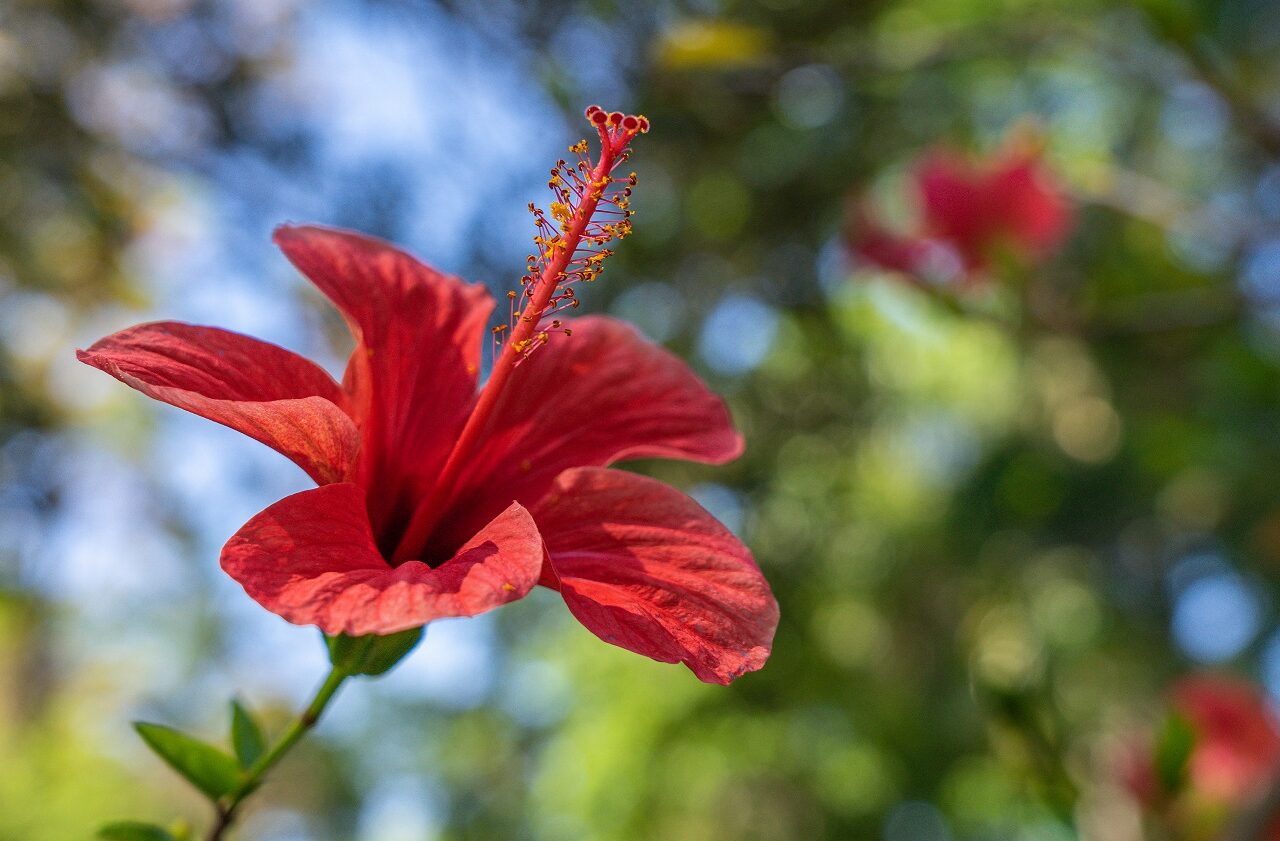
[587,107,651,159]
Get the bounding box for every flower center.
[388,106,648,566]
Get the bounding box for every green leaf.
[1155,712,1197,794]
[133,721,243,800]
[229,699,267,769]
[96,822,177,841]
[326,626,424,676]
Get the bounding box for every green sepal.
[325,626,424,676]
[1155,711,1197,795]
[229,699,267,769]
[133,721,243,800]
[96,822,178,841]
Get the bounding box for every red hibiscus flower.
[849,128,1073,286]
[78,108,778,684]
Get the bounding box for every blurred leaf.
[229,700,266,769]
[96,822,177,841]
[1155,712,1197,794]
[133,722,242,800]
[1134,0,1205,42]
[655,20,772,71]
[326,626,424,676]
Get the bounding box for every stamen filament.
[389,107,646,565]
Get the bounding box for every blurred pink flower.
[1174,674,1280,804]
[1122,673,1280,838]
[849,131,1074,286]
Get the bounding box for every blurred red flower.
[849,132,1074,286]
[1123,674,1280,837]
[1174,675,1280,803]
[78,111,777,684]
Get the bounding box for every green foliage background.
[3,0,1280,839]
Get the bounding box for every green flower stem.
[206,665,350,841]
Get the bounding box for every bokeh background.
[5,0,1280,839]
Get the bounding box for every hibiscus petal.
[434,315,743,552]
[78,321,358,485]
[221,482,544,636]
[273,224,494,529]
[534,467,777,684]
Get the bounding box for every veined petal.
[273,224,494,531]
[78,321,357,485]
[534,467,777,684]
[221,483,543,636]
[434,315,743,553]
